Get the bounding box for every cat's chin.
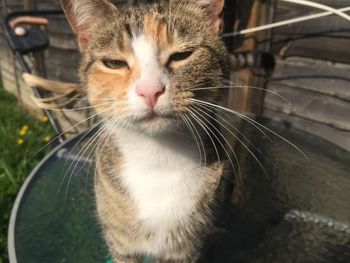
[120,114,180,136]
[136,116,179,135]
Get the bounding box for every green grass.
[0,87,54,262]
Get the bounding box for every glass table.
[8,118,350,263]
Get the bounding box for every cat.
[61,0,232,262]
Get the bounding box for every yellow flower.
[43,136,51,142]
[19,125,29,136]
[17,139,24,145]
[19,129,26,136]
[41,115,48,122]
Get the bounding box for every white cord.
[222,1,350,37]
[281,0,350,21]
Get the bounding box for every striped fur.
[61,0,231,262]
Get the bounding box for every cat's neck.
[113,125,202,167]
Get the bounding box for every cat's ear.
[193,0,225,33]
[60,0,117,50]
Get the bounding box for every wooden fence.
[264,0,350,150]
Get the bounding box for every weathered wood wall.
[263,0,350,150]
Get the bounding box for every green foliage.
[0,87,54,261]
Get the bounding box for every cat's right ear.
[60,0,117,50]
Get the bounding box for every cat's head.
[62,0,230,134]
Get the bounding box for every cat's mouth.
[138,112,174,122]
[142,113,158,121]
[131,111,178,134]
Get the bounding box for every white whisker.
[190,99,309,161]
[190,107,241,183]
[187,109,221,164]
[189,85,291,104]
[189,99,271,140]
[198,104,261,153]
[83,114,122,195]
[180,113,206,167]
[59,113,113,196]
[193,104,268,178]
[31,107,111,159]
[93,113,128,195]
[63,121,110,199]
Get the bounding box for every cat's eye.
[103,59,128,70]
[167,50,194,66]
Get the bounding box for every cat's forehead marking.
[130,14,169,80]
[132,34,160,80]
[143,14,169,49]
[132,35,156,66]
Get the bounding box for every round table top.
[8,118,350,263]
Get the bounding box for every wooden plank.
[272,1,350,63]
[49,33,78,50]
[264,84,350,131]
[264,109,350,151]
[2,3,23,13]
[37,1,61,10]
[269,58,350,101]
[23,0,35,9]
[47,16,74,35]
[45,47,80,67]
[1,61,16,76]
[1,68,20,95]
[272,37,350,64]
[44,47,80,82]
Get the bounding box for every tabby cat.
[61,0,231,262]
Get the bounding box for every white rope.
[222,1,350,37]
[281,0,350,21]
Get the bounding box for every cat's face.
[62,0,230,134]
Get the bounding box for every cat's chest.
[116,135,205,227]
[122,165,203,225]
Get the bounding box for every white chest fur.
[115,128,205,228]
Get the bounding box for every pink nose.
[136,82,165,109]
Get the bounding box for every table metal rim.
[7,130,89,263]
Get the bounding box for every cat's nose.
[136,82,165,109]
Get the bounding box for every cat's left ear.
[196,0,225,33]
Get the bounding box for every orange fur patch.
[143,15,169,52]
[88,63,140,108]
